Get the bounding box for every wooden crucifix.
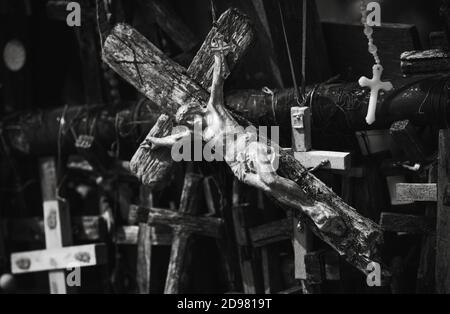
[10,158,107,294]
[100,8,383,274]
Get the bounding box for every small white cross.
[359,64,393,125]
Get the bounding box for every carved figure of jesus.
[142,35,346,237]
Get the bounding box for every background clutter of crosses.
[1,0,450,294]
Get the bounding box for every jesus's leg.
[253,145,347,236]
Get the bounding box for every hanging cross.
[359,64,393,125]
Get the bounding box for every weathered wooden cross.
[381,118,449,293]
[131,166,225,293]
[10,158,107,294]
[100,6,383,275]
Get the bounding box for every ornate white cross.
[359,64,393,125]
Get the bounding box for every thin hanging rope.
[278,2,302,105]
[301,0,307,97]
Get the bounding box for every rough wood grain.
[277,152,383,274]
[396,183,437,202]
[122,8,254,186]
[130,114,174,188]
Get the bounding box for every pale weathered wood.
[380,213,433,235]
[436,130,450,293]
[11,244,107,274]
[396,183,437,202]
[293,151,351,171]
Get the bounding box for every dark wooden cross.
[131,166,226,293]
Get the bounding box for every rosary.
[358,0,393,125]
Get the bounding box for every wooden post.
[232,179,263,294]
[417,164,437,293]
[436,130,450,293]
[136,186,153,294]
[164,168,203,294]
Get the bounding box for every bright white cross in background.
[359,64,393,125]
